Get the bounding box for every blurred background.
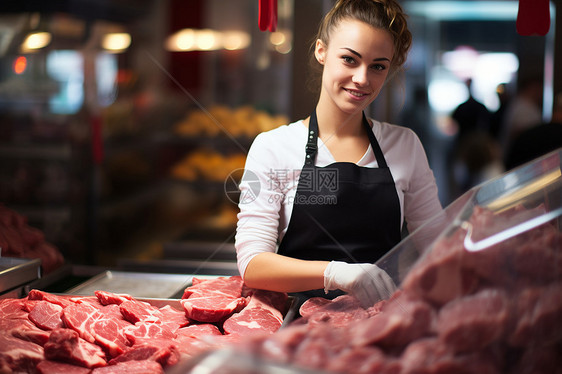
[0,0,560,272]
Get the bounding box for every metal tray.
[64,270,194,299]
[0,257,41,295]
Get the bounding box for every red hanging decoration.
[516,0,550,36]
[258,0,277,32]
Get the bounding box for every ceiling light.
[22,31,51,51]
[102,33,131,52]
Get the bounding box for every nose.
[352,66,369,87]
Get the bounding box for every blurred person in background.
[489,83,511,142]
[235,0,444,308]
[504,92,562,170]
[500,77,543,155]
[448,78,498,199]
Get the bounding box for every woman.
[235,0,443,307]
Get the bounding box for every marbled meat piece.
[28,289,76,308]
[95,290,134,306]
[119,299,163,324]
[123,322,176,343]
[223,289,287,336]
[28,300,64,330]
[182,276,245,299]
[176,324,222,339]
[62,302,130,357]
[181,276,248,323]
[44,328,106,368]
[108,338,179,367]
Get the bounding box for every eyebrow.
[341,47,391,62]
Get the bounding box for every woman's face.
[315,18,394,115]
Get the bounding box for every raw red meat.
[223,289,287,336]
[0,333,44,373]
[326,346,396,374]
[108,338,179,367]
[91,360,164,374]
[182,276,245,299]
[28,300,64,330]
[119,299,162,324]
[62,303,104,343]
[351,292,435,348]
[62,302,131,357]
[181,276,248,323]
[401,228,480,306]
[123,322,176,343]
[509,281,562,347]
[44,328,106,368]
[437,288,510,353]
[157,304,190,331]
[176,323,222,339]
[28,289,76,308]
[241,204,562,374]
[4,318,51,346]
[0,279,289,373]
[37,360,92,374]
[181,295,247,323]
[0,297,29,318]
[95,290,133,306]
[298,295,369,327]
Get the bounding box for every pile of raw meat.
[0,276,288,373]
[239,205,562,373]
[0,204,64,274]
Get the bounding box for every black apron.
[277,110,401,300]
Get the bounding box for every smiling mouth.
[344,88,370,98]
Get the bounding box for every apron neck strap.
[306,110,388,168]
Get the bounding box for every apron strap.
[305,110,319,166]
[307,110,389,169]
[361,112,389,169]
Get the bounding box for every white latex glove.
[323,261,397,308]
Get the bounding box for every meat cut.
[223,289,287,336]
[180,276,248,323]
[233,204,562,373]
[0,276,289,373]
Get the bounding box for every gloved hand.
[323,261,397,308]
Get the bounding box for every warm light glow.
[196,29,220,51]
[223,31,250,51]
[22,32,51,50]
[269,31,285,46]
[13,56,27,74]
[102,33,131,52]
[166,29,250,52]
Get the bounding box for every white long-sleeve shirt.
[235,119,443,277]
